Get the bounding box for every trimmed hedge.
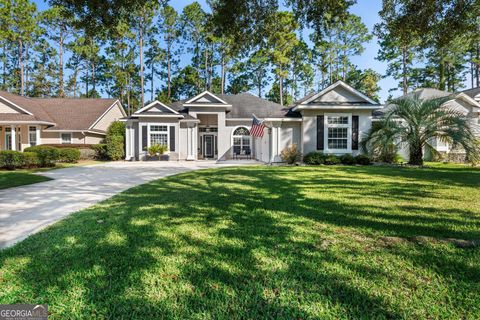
[105,121,125,161]
[0,151,39,169]
[58,148,81,163]
[24,146,59,167]
[92,144,108,160]
[303,152,372,166]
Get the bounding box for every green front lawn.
[0,165,479,319]
[0,171,51,190]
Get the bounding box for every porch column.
[186,124,195,161]
[36,126,41,146]
[11,125,16,151]
[125,125,130,160]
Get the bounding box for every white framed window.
[149,124,169,149]
[29,126,37,146]
[325,114,351,152]
[61,133,72,144]
[232,126,251,155]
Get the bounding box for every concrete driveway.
[0,161,250,249]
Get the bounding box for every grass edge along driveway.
[0,164,478,319]
[0,171,51,190]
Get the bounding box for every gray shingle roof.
[169,92,299,119]
[0,91,119,130]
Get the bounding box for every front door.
[204,135,214,158]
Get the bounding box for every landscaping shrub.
[22,152,39,168]
[339,154,355,165]
[280,144,302,164]
[303,152,327,165]
[324,155,341,165]
[58,148,81,163]
[24,146,59,167]
[105,121,125,161]
[0,150,24,169]
[92,144,108,160]
[354,154,372,165]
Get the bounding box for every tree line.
[0,0,478,114]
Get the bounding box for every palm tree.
[362,95,479,165]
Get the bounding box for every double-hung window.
[61,133,72,144]
[29,126,37,146]
[149,125,168,148]
[326,115,349,151]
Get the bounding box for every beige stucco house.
[124,80,381,162]
[0,91,126,151]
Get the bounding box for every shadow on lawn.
[0,165,479,318]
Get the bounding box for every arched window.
[232,126,251,156]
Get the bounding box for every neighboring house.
[0,91,126,151]
[374,88,480,160]
[124,80,381,162]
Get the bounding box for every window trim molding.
[324,113,352,153]
[231,125,252,156]
[147,123,170,152]
[60,132,72,144]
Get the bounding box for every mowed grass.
[0,171,51,189]
[0,165,479,319]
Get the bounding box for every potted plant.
[146,144,169,161]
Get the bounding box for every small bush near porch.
[0,165,479,319]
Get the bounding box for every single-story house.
[374,88,480,160]
[0,91,126,151]
[123,80,381,162]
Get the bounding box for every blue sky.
[35,0,397,102]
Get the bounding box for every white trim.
[293,80,379,111]
[134,100,180,115]
[27,125,38,146]
[60,132,73,144]
[147,123,171,151]
[263,118,303,122]
[132,114,184,118]
[185,90,229,105]
[324,113,352,154]
[0,95,34,115]
[89,100,125,130]
[455,93,480,109]
[230,125,252,158]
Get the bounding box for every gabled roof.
[185,90,230,105]
[373,87,480,118]
[294,80,380,111]
[134,100,180,115]
[459,87,480,101]
[0,91,125,132]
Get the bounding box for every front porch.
[0,124,41,151]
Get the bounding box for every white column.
[11,125,16,151]
[186,125,194,161]
[125,126,131,160]
[36,126,41,146]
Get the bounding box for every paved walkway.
[0,161,255,249]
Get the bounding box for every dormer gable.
[184,91,232,109]
[294,80,380,110]
[134,100,180,115]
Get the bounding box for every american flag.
[251,114,266,138]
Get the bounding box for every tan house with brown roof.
[0,91,126,151]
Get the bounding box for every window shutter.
[352,115,359,150]
[169,126,175,151]
[317,115,324,150]
[142,125,148,151]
